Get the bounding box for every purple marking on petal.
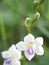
[27,48,34,55]
[4,58,11,64]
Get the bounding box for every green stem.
[21,55,26,65]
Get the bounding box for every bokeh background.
[0,0,49,65]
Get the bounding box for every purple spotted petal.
[4,58,11,64]
[27,48,34,55]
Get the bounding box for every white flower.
[16,34,44,61]
[2,45,21,65]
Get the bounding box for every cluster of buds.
[25,12,40,33]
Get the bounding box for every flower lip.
[4,58,11,64]
[26,48,34,55]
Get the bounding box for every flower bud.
[25,18,32,28]
[34,12,40,19]
[25,18,32,33]
[33,0,39,5]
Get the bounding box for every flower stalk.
[25,12,40,34]
[21,55,26,65]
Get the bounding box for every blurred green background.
[0,0,49,65]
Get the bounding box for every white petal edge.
[35,46,44,55]
[14,49,21,60]
[2,45,16,58]
[24,49,35,61]
[11,60,21,65]
[1,51,9,58]
[8,44,16,52]
[9,44,21,60]
[3,62,10,65]
[16,41,25,51]
[35,37,44,46]
[24,34,35,43]
[3,60,21,65]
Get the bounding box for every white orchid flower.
[2,45,21,65]
[16,34,44,61]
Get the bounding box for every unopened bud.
[25,18,32,33]
[33,0,39,4]
[25,18,32,28]
[34,12,40,19]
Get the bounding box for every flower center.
[26,42,35,55]
[27,42,33,48]
[4,58,11,64]
[27,48,34,55]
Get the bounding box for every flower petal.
[3,60,21,65]
[16,41,25,51]
[24,34,35,43]
[35,46,44,55]
[2,45,17,58]
[24,49,35,61]
[2,51,10,58]
[11,59,21,65]
[14,49,21,60]
[3,62,10,65]
[9,45,21,60]
[8,44,16,52]
[35,37,43,46]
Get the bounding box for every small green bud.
[25,18,32,28]
[34,12,40,19]
[31,12,40,24]
[33,0,40,12]
[33,0,39,5]
[25,18,32,33]
[33,0,44,5]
